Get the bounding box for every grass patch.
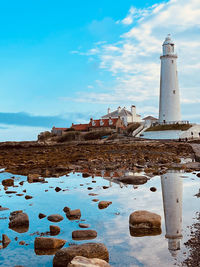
[145,123,192,132]
[83,130,113,140]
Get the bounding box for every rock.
[72,230,97,240]
[102,186,109,189]
[25,195,33,200]
[87,187,93,190]
[150,187,157,192]
[98,201,112,210]
[0,206,9,211]
[27,174,45,183]
[19,181,24,186]
[50,225,61,236]
[68,256,111,267]
[2,178,14,187]
[5,190,17,194]
[19,241,25,245]
[129,210,161,237]
[117,176,148,185]
[89,193,98,196]
[55,187,62,192]
[82,173,90,178]
[78,223,90,228]
[63,206,70,213]
[2,234,11,248]
[65,209,81,220]
[53,243,109,267]
[47,214,64,223]
[197,173,200,178]
[92,199,99,202]
[34,237,66,250]
[9,211,29,233]
[39,213,46,219]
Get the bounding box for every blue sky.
[0,0,200,141]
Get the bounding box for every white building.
[159,35,181,124]
[161,172,183,257]
[102,105,141,126]
[142,116,158,127]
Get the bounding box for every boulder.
[72,230,97,240]
[47,214,64,222]
[34,237,66,250]
[39,213,46,219]
[9,211,29,233]
[98,201,112,210]
[129,210,161,237]
[2,234,11,248]
[68,256,111,267]
[55,187,62,192]
[78,223,90,228]
[82,173,90,178]
[53,243,109,267]
[197,173,200,178]
[50,225,61,236]
[2,179,14,187]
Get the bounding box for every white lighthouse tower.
[159,35,181,123]
[161,172,183,257]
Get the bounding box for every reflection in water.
[161,172,183,257]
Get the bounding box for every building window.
[173,90,176,94]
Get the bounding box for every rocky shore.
[0,139,197,177]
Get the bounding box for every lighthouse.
[161,172,183,257]
[159,35,181,123]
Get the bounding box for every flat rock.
[98,201,112,210]
[9,211,29,233]
[68,256,111,267]
[72,230,97,240]
[53,243,109,267]
[34,237,66,250]
[47,214,64,222]
[78,223,90,228]
[117,176,148,185]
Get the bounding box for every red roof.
[52,127,68,130]
[71,123,89,131]
[88,118,120,128]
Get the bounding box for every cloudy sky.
[0,0,200,141]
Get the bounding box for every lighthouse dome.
[163,34,174,45]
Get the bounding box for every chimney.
[107,107,111,114]
[117,106,121,113]
[131,105,136,122]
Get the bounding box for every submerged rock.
[47,214,64,222]
[72,230,97,240]
[9,211,29,233]
[53,243,109,267]
[68,256,111,267]
[98,201,112,210]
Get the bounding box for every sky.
[0,0,200,141]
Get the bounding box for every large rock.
[2,178,14,187]
[47,214,64,222]
[64,208,81,220]
[34,237,66,250]
[72,230,97,240]
[129,210,161,237]
[9,210,29,233]
[117,176,148,185]
[68,256,111,267]
[53,243,109,267]
[50,225,61,236]
[98,201,112,210]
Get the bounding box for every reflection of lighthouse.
[161,172,183,257]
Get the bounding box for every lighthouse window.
[172,60,174,63]
[173,90,176,94]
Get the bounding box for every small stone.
[98,201,112,210]
[25,195,33,200]
[87,187,93,190]
[47,214,64,222]
[2,234,11,248]
[102,186,109,189]
[68,256,111,267]
[55,187,62,192]
[196,173,200,178]
[19,241,25,245]
[78,223,90,228]
[50,225,60,236]
[65,209,81,220]
[72,230,97,240]
[92,199,99,202]
[39,213,46,219]
[150,187,157,192]
[82,173,90,178]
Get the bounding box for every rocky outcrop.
[98,201,112,210]
[47,214,64,222]
[68,256,111,267]
[53,243,109,267]
[129,210,161,237]
[72,230,97,240]
[9,210,29,233]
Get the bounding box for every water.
[0,170,199,267]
